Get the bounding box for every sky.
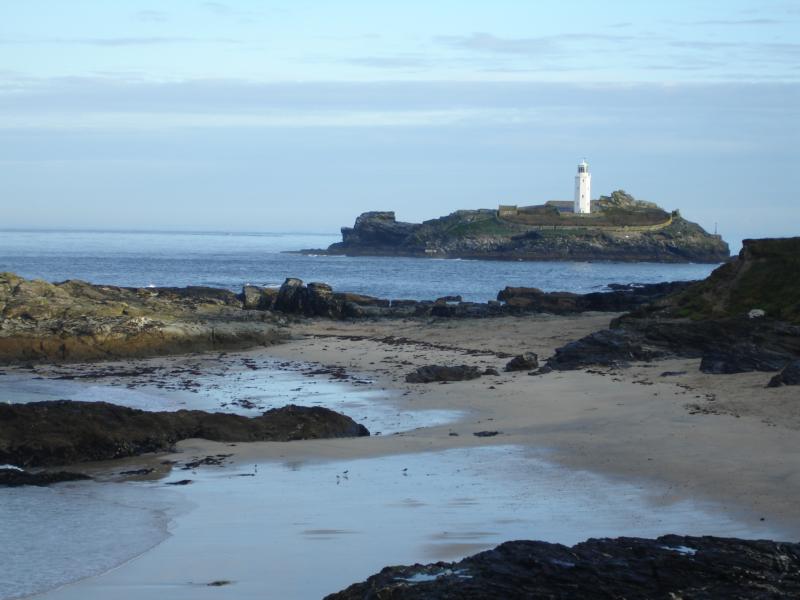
[1,1,798,249]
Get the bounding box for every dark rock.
[473,431,499,437]
[0,401,369,468]
[700,343,792,374]
[405,365,483,383]
[548,329,664,371]
[660,370,687,377]
[483,367,499,376]
[325,535,800,599]
[273,278,307,314]
[166,479,193,486]
[767,359,800,387]
[504,352,539,372]
[0,467,91,487]
[435,295,462,303]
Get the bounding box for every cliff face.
[324,192,729,263]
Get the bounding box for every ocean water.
[0,229,719,302]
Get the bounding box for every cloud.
[0,77,795,133]
[436,32,636,56]
[134,10,168,23]
[0,36,239,47]
[684,18,782,26]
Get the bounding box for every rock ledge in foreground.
[325,535,800,599]
[0,401,369,468]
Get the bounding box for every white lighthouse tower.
[574,159,591,214]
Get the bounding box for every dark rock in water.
[0,467,91,486]
[483,367,499,376]
[700,343,792,374]
[405,365,483,383]
[548,329,664,371]
[325,535,800,599]
[435,295,462,304]
[767,360,800,387]
[0,401,369,468]
[473,431,499,437]
[504,352,539,372]
[660,370,687,377]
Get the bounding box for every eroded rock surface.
[326,535,800,599]
[0,273,285,364]
[0,401,369,467]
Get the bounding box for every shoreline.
[4,312,799,598]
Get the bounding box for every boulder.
[405,365,483,383]
[767,359,800,387]
[325,535,800,599]
[548,329,664,371]
[504,352,539,372]
[273,278,307,313]
[699,344,792,374]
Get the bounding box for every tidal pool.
[31,445,783,600]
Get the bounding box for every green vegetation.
[669,238,800,323]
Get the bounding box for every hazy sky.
[1,1,798,249]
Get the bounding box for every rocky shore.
[542,238,800,384]
[0,400,369,468]
[0,272,286,363]
[308,191,730,263]
[0,270,692,364]
[326,535,800,599]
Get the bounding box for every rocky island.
[314,191,729,263]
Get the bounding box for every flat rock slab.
[0,400,369,468]
[326,535,800,599]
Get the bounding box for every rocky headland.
[544,237,800,382]
[311,190,730,263]
[326,535,800,599]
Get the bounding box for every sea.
[0,229,721,300]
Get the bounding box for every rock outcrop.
[325,535,800,599]
[0,467,91,487]
[246,278,694,321]
[313,192,729,263]
[0,273,284,364]
[0,401,369,467]
[546,238,800,373]
[768,360,800,387]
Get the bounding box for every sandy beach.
[219,313,800,532]
[8,311,799,599]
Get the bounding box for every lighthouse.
[574,159,591,214]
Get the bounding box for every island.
[312,190,730,263]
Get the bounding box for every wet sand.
[10,312,800,598]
